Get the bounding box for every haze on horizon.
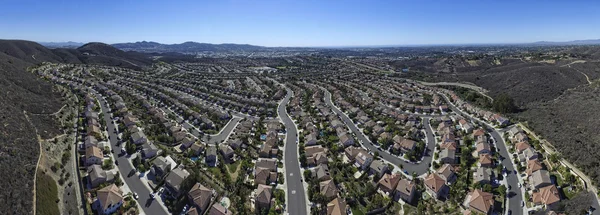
[1,0,599,47]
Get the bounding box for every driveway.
[93,91,169,215]
[279,87,307,215]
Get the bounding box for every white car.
[133,192,139,200]
[518,183,522,188]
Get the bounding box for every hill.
[39,41,85,48]
[532,39,600,46]
[0,40,65,214]
[112,41,266,53]
[0,39,153,214]
[76,42,152,69]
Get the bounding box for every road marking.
[289,173,293,176]
[292,190,296,194]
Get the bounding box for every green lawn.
[36,170,60,215]
[351,205,366,215]
[208,167,223,178]
[226,161,239,173]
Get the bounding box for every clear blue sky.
[1,0,599,47]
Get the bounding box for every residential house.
[354,151,374,170]
[320,180,339,200]
[188,183,213,214]
[520,147,539,163]
[312,164,331,181]
[478,154,493,168]
[165,167,190,198]
[369,160,389,178]
[208,203,232,215]
[151,156,173,179]
[473,167,492,185]
[466,189,494,215]
[476,142,491,155]
[84,135,99,149]
[206,145,218,167]
[219,145,235,163]
[394,179,416,203]
[255,184,273,211]
[436,164,456,183]
[255,158,277,185]
[515,141,532,153]
[338,133,354,147]
[513,133,529,143]
[131,131,148,145]
[532,185,561,208]
[394,137,416,154]
[85,146,103,166]
[424,173,448,199]
[378,173,401,195]
[306,145,328,166]
[254,167,277,185]
[472,129,485,140]
[87,165,115,188]
[189,142,205,156]
[305,133,318,146]
[142,142,160,159]
[94,184,123,215]
[327,197,347,215]
[530,170,552,189]
[439,148,456,164]
[526,160,544,177]
[180,137,196,149]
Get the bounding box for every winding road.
[324,86,525,215]
[438,93,524,215]
[279,87,308,215]
[323,89,435,176]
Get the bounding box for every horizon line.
[36,38,600,48]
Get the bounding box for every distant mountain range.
[531,39,600,45]
[111,41,268,53]
[36,39,600,53]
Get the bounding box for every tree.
[495,185,507,197]
[492,93,517,113]
[483,184,493,193]
[549,153,560,163]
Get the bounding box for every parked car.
[133,192,139,200]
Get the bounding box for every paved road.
[93,91,168,215]
[158,106,242,144]
[438,93,524,215]
[323,89,435,176]
[279,87,307,215]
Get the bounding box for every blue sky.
[0,0,599,46]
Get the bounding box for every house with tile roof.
[94,184,123,214]
[188,183,213,214]
[424,173,448,199]
[326,197,347,215]
[532,185,561,208]
[465,189,494,214]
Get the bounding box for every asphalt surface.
[323,89,435,176]
[439,94,524,215]
[279,87,307,215]
[93,91,169,215]
[158,106,242,144]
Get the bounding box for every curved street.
[278,87,308,215]
[438,93,524,215]
[323,89,435,176]
[323,86,525,215]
